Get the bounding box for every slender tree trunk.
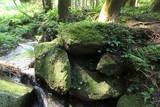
[152,0,160,11]
[58,0,71,21]
[42,0,53,12]
[98,0,127,22]
[127,0,136,7]
[95,0,99,7]
[82,0,85,9]
[86,0,88,8]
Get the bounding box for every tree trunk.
[152,0,160,11]
[58,0,71,21]
[98,0,127,22]
[127,0,136,7]
[95,0,99,7]
[42,0,53,12]
[20,0,29,2]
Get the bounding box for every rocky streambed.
[0,22,160,107]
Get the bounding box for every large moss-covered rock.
[58,22,106,55]
[117,94,146,107]
[35,42,71,94]
[58,22,148,55]
[0,79,32,107]
[70,64,123,101]
[96,55,122,76]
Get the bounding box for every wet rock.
[96,55,122,76]
[46,93,65,107]
[70,64,123,101]
[28,86,48,107]
[117,94,146,107]
[35,42,71,94]
[0,79,32,107]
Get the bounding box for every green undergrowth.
[58,21,159,104]
[123,44,160,103]
[121,7,160,21]
[59,21,149,55]
[0,33,20,55]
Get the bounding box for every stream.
[0,40,118,107]
[0,40,66,107]
[0,40,48,107]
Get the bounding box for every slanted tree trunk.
[42,0,53,12]
[152,0,160,11]
[58,0,71,21]
[98,0,127,22]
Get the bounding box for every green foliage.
[141,87,154,103]
[59,21,150,55]
[124,45,160,103]
[118,16,129,24]
[121,7,160,21]
[11,23,37,37]
[0,33,20,55]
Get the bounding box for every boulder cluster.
[34,22,160,106]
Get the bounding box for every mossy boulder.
[117,94,146,107]
[58,22,107,55]
[96,54,122,76]
[70,64,123,101]
[58,22,148,55]
[0,79,32,107]
[35,42,71,94]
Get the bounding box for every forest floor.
[125,19,160,106]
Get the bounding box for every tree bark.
[42,0,53,12]
[152,0,160,11]
[58,0,71,21]
[98,0,127,22]
[95,0,99,7]
[128,0,136,7]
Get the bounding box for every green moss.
[35,39,60,59]
[14,50,34,59]
[71,64,123,100]
[58,21,148,55]
[35,42,71,94]
[96,55,121,76]
[117,94,145,107]
[0,93,27,107]
[0,79,32,96]
[59,22,105,45]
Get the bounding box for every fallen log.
[0,62,21,77]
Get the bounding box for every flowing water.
[0,40,37,77]
[0,40,49,107]
[0,40,118,107]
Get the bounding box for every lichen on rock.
[70,64,123,101]
[96,54,122,76]
[0,79,32,107]
[35,42,71,94]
